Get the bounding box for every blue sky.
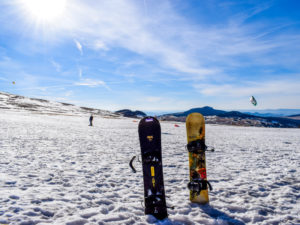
[0,0,300,112]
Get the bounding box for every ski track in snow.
[0,111,299,225]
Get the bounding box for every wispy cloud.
[50,60,61,72]
[145,96,162,103]
[74,39,83,55]
[90,40,109,51]
[64,90,73,97]
[5,1,300,79]
[51,1,219,77]
[0,77,8,81]
[74,78,110,90]
[194,78,300,97]
[46,1,297,81]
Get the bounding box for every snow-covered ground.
[0,110,299,225]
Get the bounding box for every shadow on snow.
[147,204,245,225]
[198,204,245,225]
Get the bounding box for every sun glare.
[20,0,66,24]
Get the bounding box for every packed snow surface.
[0,111,299,225]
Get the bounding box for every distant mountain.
[285,114,300,120]
[218,111,259,119]
[162,106,226,117]
[217,111,300,127]
[115,109,146,118]
[288,114,300,117]
[242,112,283,117]
[159,107,300,128]
[240,109,300,117]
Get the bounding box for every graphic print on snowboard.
[138,117,168,220]
[186,113,212,204]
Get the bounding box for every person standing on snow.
[89,114,94,126]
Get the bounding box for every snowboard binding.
[145,194,164,207]
[129,153,160,173]
[145,193,168,220]
[143,152,161,164]
[186,140,214,153]
[188,179,212,195]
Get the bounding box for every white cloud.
[51,1,298,81]
[64,90,73,97]
[145,96,162,103]
[50,60,61,72]
[0,77,8,81]
[91,40,108,51]
[74,39,83,55]
[50,1,219,77]
[74,78,110,90]
[194,78,300,97]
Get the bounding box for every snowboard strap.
[186,140,206,153]
[188,179,212,195]
[129,156,137,173]
[186,140,215,153]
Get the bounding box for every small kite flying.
[250,96,257,106]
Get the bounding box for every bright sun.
[20,0,66,24]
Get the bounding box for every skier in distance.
[89,114,93,126]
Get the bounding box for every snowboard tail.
[186,113,210,204]
[138,117,168,220]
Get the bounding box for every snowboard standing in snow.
[138,117,168,220]
[186,113,212,204]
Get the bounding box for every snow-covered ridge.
[0,91,118,117]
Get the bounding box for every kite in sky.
[250,96,257,106]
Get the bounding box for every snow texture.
[0,110,299,225]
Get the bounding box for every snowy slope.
[0,110,299,225]
[0,92,116,117]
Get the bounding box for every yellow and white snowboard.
[186,112,212,204]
